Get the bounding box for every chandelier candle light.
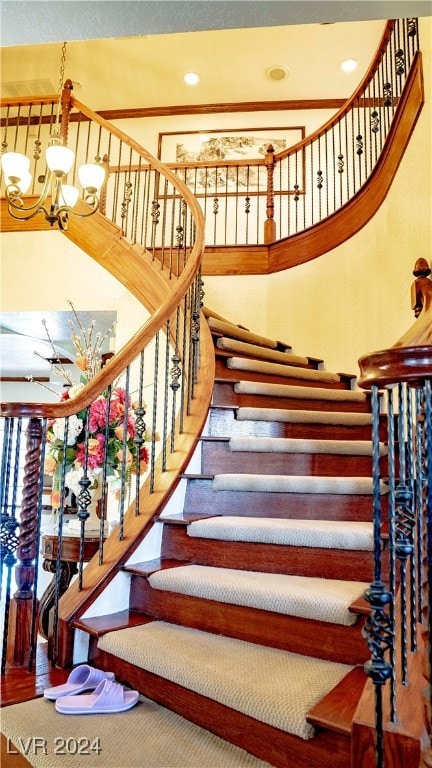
[1,42,105,230]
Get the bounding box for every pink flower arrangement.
[44,386,154,508]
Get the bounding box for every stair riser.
[212,383,372,413]
[200,440,385,477]
[91,647,352,768]
[214,360,351,389]
[209,408,384,441]
[160,524,379,581]
[184,478,387,522]
[129,578,369,665]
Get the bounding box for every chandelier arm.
[68,197,100,219]
[6,200,54,223]
[4,171,52,214]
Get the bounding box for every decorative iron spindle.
[362,386,394,768]
[395,384,415,684]
[134,353,146,517]
[386,387,397,720]
[406,387,418,653]
[395,48,406,76]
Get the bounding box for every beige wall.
[0,231,149,401]
[205,17,432,377]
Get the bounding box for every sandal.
[44,664,115,700]
[55,679,139,715]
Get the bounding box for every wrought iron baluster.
[150,332,160,494]
[406,386,418,652]
[362,385,394,768]
[394,383,415,684]
[133,354,146,517]
[416,388,426,619]
[162,320,171,471]
[385,388,397,720]
[0,417,21,674]
[170,309,182,453]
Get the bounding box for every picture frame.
[157,126,305,194]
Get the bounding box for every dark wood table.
[38,524,106,639]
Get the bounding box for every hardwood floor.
[1,641,69,707]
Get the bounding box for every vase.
[65,468,106,533]
[67,495,102,532]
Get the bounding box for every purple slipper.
[55,679,139,715]
[44,664,115,700]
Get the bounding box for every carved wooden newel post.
[6,418,42,667]
[264,144,276,244]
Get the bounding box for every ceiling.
[0,311,117,381]
[2,1,431,47]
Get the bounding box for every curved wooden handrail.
[198,51,424,276]
[0,107,205,419]
[267,52,424,273]
[275,21,395,160]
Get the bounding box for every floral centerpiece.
[30,303,155,521]
[45,383,152,511]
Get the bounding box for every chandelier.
[1,43,105,231]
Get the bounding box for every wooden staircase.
[73,311,389,768]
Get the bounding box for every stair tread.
[186,516,374,551]
[73,610,150,637]
[123,558,187,576]
[98,620,354,741]
[148,563,369,627]
[307,665,367,735]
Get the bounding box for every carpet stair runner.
[81,315,386,768]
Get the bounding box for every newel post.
[264,144,276,244]
[60,79,74,146]
[6,418,42,667]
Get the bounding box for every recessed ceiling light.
[266,66,289,82]
[341,58,358,73]
[184,72,200,86]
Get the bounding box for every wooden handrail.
[0,106,205,420]
[275,21,395,160]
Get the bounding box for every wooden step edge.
[348,595,371,615]
[307,665,367,736]
[122,557,188,577]
[275,340,293,352]
[200,435,230,443]
[210,404,239,412]
[338,372,357,383]
[304,357,323,370]
[73,610,151,638]
[156,513,222,525]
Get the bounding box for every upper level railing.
[0,94,213,670]
[355,262,432,768]
[161,18,420,248]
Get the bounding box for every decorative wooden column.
[6,418,42,667]
[264,144,276,244]
[99,154,110,216]
[60,79,74,146]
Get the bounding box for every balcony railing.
[356,263,432,768]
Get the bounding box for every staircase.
[76,310,389,768]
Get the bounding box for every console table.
[38,524,106,640]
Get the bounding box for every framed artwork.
[157,127,305,193]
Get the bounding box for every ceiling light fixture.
[1,43,105,231]
[266,66,289,82]
[184,72,200,86]
[341,58,358,73]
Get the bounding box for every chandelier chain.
[55,42,68,129]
